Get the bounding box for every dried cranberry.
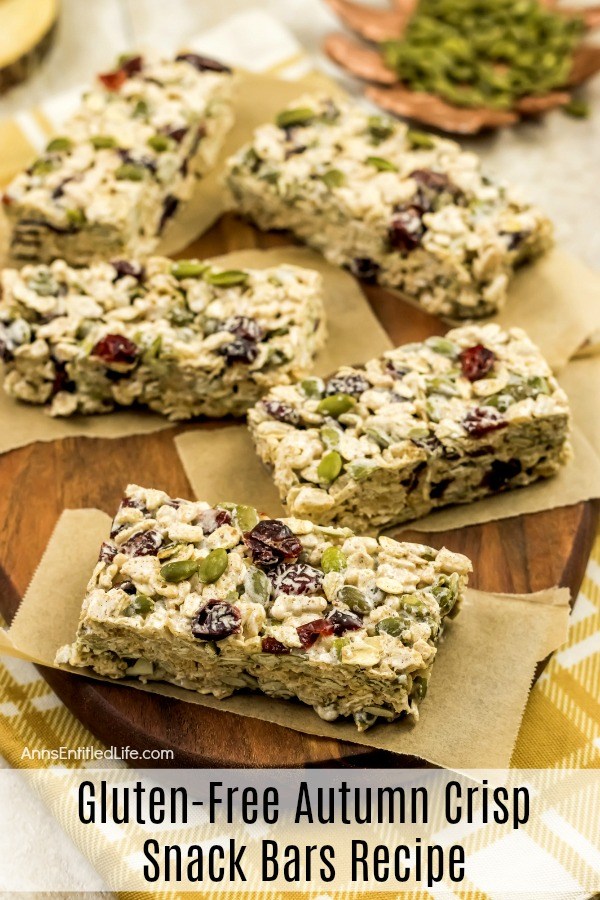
[121,529,162,557]
[261,636,291,655]
[410,169,463,210]
[51,362,75,395]
[159,195,179,233]
[243,520,302,568]
[270,562,323,596]
[350,257,380,283]
[91,334,138,366]
[191,600,241,641]
[262,400,299,426]
[325,372,369,398]
[98,68,127,91]
[388,206,425,252]
[224,316,264,342]
[219,338,259,365]
[98,542,117,563]
[459,345,496,382]
[120,55,143,76]
[482,458,522,491]
[112,260,145,282]
[297,618,335,649]
[463,408,507,438]
[429,478,452,499]
[197,507,232,535]
[176,53,232,73]
[118,580,137,595]
[165,126,188,143]
[327,609,363,636]
[1,193,13,207]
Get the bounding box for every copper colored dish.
[323,0,600,133]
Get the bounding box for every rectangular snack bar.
[248,323,572,532]
[2,52,234,265]
[0,257,325,419]
[56,484,472,731]
[226,94,552,319]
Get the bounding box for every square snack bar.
[227,94,552,319]
[0,257,325,419]
[2,53,234,265]
[248,324,572,532]
[57,484,472,731]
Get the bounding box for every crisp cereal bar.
[57,484,472,731]
[2,53,234,265]
[227,94,552,319]
[248,324,572,532]
[0,257,325,419]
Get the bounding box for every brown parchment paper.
[0,246,390,455]
[175,354,600,534]
[0,508,569,770]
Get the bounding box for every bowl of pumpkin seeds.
[323,0,600,132]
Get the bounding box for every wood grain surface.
[0,214,597,768]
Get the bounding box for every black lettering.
[445,781,462,823]
[208,845,225,882]
[262,840,278,881]
[448,845,465,882]
[230,840,247,881]
[164,844,182,882]
[143,839,160,883]
[493,786,509,824]
[295,782,313,823]
[320,846,336,882]
[373,844,389,882]
[351,840,369,880]
[514,787,530,827]
[187,845,202,882]
[78,781,95,824]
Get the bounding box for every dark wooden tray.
[0,215,596,767]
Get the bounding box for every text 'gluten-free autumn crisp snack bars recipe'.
[57,484,472,731]
[2,52,234,265]
[248,324,572,532]
[0,257,325,419]
[226,94,552,319]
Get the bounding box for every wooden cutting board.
[0,214,597,767]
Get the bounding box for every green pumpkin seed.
[347,460,378,482]
[30,158,56,176]
[161,559,199,583]
[401,595,428,616]
[169,305,195,326]
[133,99,149,117]
[171,260,208,280]
[377,616,406,637]
[115,163,146,181]
[337,585,371,615]
[412,676,428,702]
[46,137,73,153]
[406,129,435,150]
[235,504,259,532]
[318,451,343,483]
[157,541,185,560]
[563,98,589,119]
[66,208,86,229]
[275,107,316,128]
[198,548,229,584]
[366,427,392,449]
[143,336,162,362]
[317,393,355,418]
[319,169,345,189]
[245,566,271,604]
[366,156,398,172]
[332,637,348,660]
[147,134,173,153]
[367,115,394,144]
[204,269,249,287]
[300,377,324,399]
[321,546,347,574]
[431,573,459,616]
[425,336,459,357]
[320,425,341,450]
[123,594,154,617]
[91,135,117,149]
